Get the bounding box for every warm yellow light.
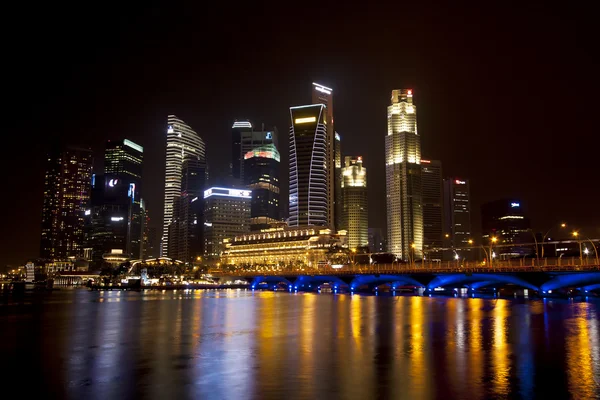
[468,239,473,245]
[295,117,316,124]
[445,233,450,238]
[561,223,566,228]
[411,243,416,248]
[572,231,579,237]
[196,256,201,261]
[351,248,357,253]
[491,237,498,243]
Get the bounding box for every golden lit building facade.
[221,226,346,267]
[385,89,423,260]
[342,156,368,249]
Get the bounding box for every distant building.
[341,156,368,249]
[169,159,207,264]
[368,228,386,253]
[334,132,343,232]
[481,199,531,258]
[84,139,144,265]
[40,146,93,260]
[288,104,330,227]
[443,178,472,261]
[421,160,443,259]
[203,187,251,259]
[222,226,346,267]
[231,120,278,183]
[385,89,423,260]
[243,144,281,230]
[311,83,336,229]
[161,115,206,257]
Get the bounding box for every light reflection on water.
[0,289,599,399]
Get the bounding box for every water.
[1,289,599,399]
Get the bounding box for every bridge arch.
[250,276,292,290]
[293,276,349,291]
[350,275,425,291]
[426,273,539,292]
[540,272,600,292]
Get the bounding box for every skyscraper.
[104,139,144,257]
[40,146,93,260]
[162,115,206,256]
[231,120,278,183]
[288,104,329,227]
[342,156,368,249]
[203,187,251,258]
[311,83,335,228]
[334,132,343,232]
[385,89,423,260]
[243,144,281,230]
[443,178,472,249]
[168,159,207,264]
[421,160,443,260]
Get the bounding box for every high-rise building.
[288,104,329,227]
[231,120,278,183]
[169,159,207,264]
[443,178,472,250]
[311,83,335,228]
[342,156,368,249]
[104,139,144,257]
[334,132,343,232]
[385,89,423,260]
[84,139,144,265]
[162,115,206,256]
[40,146,93,260]
[203,187,251,258]
[481,199,531,258]
[243,144,281,230]
[421,160,443,260]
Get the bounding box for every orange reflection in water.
[468,298,484,399]
[491,299,511,397]
[565,303,599,400]
[406,296,432,398]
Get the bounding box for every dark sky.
[3,1,599,266]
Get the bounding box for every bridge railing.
[209,258,600,276]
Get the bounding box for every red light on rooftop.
[407,89,413,95]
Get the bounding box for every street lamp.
[490,237,497,268]
[573,231,583,265]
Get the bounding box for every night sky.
[3,2,598,266]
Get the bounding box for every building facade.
[203,187,251,258]
[342,156,368,249]
[368,228,386,253]
[385,89,423,260]
[231,120,278,183]
[481,199,531,258]
[443,178,472,251]
[222,226,346,267]
[334,132,343,232]
[40,146,93,260]
[288,104,329,227]
[243,144,281,230]
[168,159,207,264]
[421,160,443,259]
[311,83,336,228]
[161,115,206,256]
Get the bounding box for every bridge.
[210,259,600,296]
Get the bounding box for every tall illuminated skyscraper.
[289,104,329,227]
[40,146,93,259]
[334,132,343,232]
[243,144,281,230]
[342,156,368,249]
[385,89,423,260]
[311,83,335,229]
[421,159,443,259]
[161,115,206,256]
[231,120,278,183]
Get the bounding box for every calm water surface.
[1,289,599,399]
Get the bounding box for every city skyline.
[4,3,599,266]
